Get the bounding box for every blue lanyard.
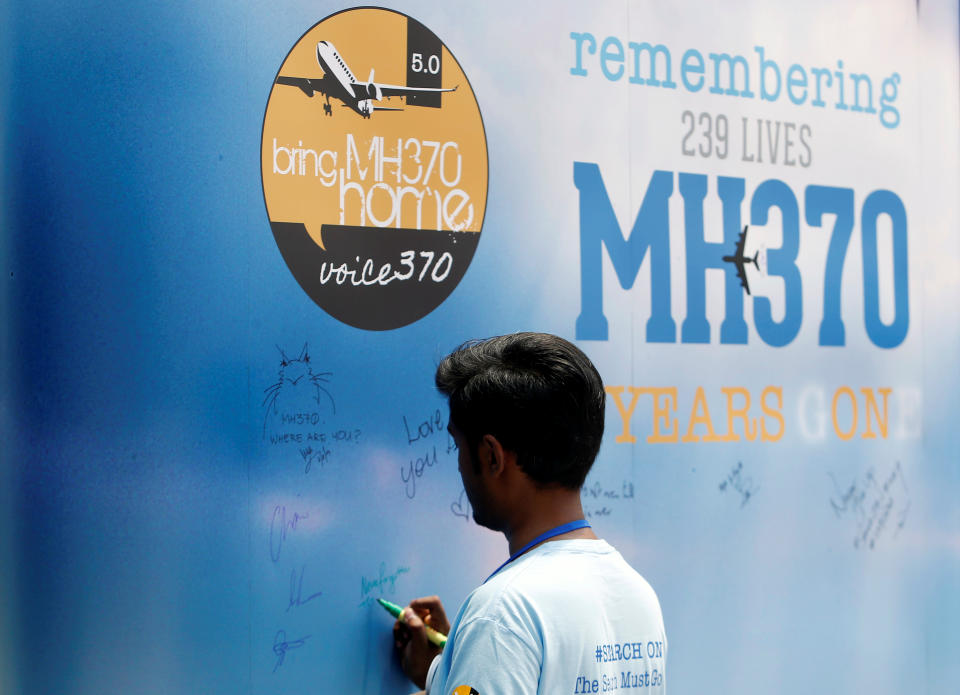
[485,519,591,583]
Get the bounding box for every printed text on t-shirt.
[594,640,663,663]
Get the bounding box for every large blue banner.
[2,1,958,694]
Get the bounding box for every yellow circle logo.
[261,8,488,330]
[452,687,480,695]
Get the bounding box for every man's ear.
[480,434,511,477]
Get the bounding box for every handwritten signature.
[581,480,635,520]
[288,565,323,612]
[584,506,613,519]
[269,505,309,563]
[582,480,635,501]
[272,629,310,672]
[299,444,332,474]
[829,461,909,550]
[359,562,411,608]
[719,461,759,508]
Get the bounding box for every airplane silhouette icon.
[722,225,760,295]
[275,41,456,118]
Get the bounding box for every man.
[394,333,667,694]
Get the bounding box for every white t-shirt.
[426,539,667,695]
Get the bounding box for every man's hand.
[392,595,451,689]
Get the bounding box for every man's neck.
[504,489,598,556]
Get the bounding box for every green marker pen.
[377,598,448,648]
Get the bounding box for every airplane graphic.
[722,225,760,295]
[275,40,456,118]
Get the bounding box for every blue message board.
[2,1,959,694]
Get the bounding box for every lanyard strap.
[485,519,591,583]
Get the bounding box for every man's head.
[435,332,605,491]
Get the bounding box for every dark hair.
[435,332,605,489]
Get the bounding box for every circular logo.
[261,8,488,330]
